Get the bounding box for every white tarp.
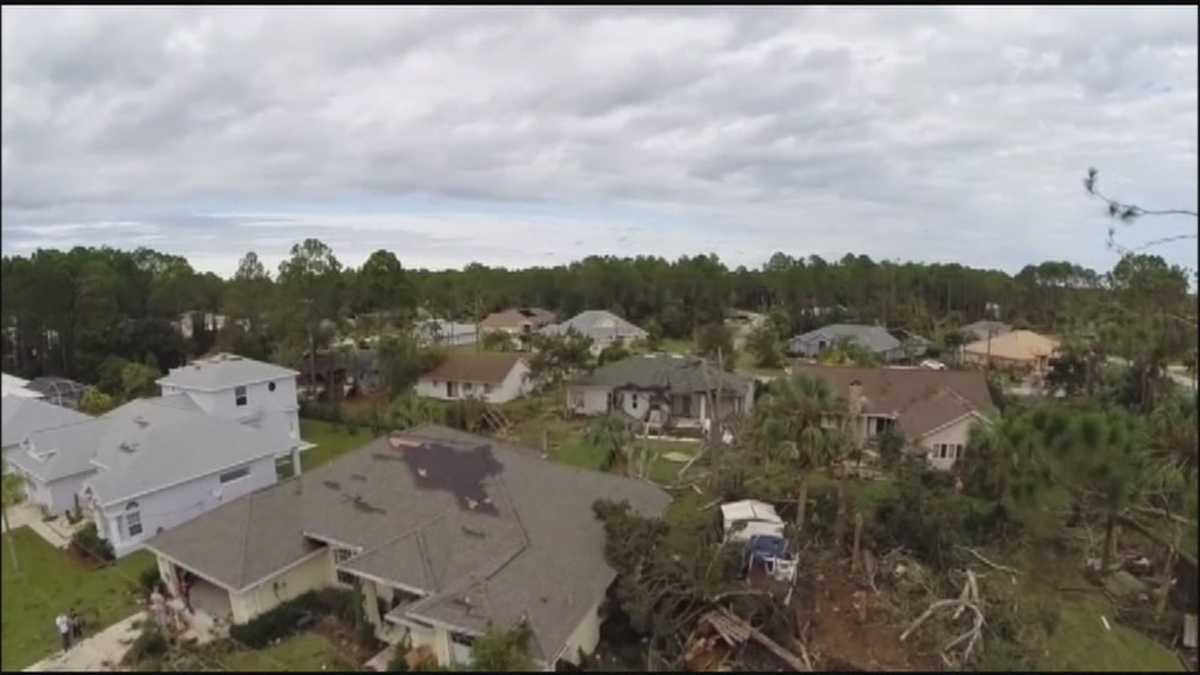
[721,499,785,542]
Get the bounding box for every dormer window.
[235,385,248,407]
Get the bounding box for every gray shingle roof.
[570,354,752,394]
[158,353,299,391]
[541,310,648,342]
[789,324,901,354]
[5,418,100,483]
[83,396,298,505]
[960,321,1011,342]
[145,424,670,663]
[1,396,92,448]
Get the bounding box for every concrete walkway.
[25,611,146,672]
[1,503,73,548]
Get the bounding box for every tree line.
[2,240,1194,393]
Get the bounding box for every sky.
[2,6,1197,278]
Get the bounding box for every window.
[333,547,358,586]
[450,631,475,647]
[235,385,247,407]
[220,466,251,484]
[632,393,638,410]
[268,381,277,392]
[484,384,494,394]
[463,382,474,392]
[126,502,143,537]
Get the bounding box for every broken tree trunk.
[852,511,864,574]
[901,570,985,666]
[796,475,809,537]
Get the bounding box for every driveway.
[24,611,145,672]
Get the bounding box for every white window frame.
[126,501,143,537]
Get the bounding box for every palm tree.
[754,374,850,543]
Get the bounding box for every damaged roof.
[479,307,557,330]
[570,354,752,394]
[540,310,648,342]
[144,424,670,664]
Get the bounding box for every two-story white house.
[5,353,312,557]
[158,353,312,473]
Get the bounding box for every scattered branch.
[955,546,1022,577]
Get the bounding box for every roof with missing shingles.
[144,424,670,663]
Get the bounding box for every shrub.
[388,638,412,672]
[228,588,361,648]
[122,623,168,666]
[139,566,162,598]
[69,522,115,562]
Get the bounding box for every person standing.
[150,586,167,629]
[181,572,194,614]
[55,613,71,652]
[69,608,82,640]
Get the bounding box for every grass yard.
[656,338,695,355]
[217,632,356,672]
[296,418,379,474]
[1,527,156,671]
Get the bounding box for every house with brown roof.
[791,365,998,470]
[143,425,670,669]
[962,329,1060,377]
[415,352,531,404]
[479,307,556,338]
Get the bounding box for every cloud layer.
[3,6,1196,276]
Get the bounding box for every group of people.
[53,610,83,652]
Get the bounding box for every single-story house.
[791,364,998,471]
[566,354,754,432]
[7,395,301,557]
[415,352,531,404]
[788,324,904,362]
[2,372,43,398]
[960,320,1011,343]
[480,308,557,339]
[414,319,478,347]
[143,424,670,669]
[540,310,648,355]
[962,329,1060,377]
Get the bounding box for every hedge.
[228,587,361,649]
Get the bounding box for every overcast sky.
[2,6,1197,278]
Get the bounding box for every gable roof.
[571,354,752,394]
[5,417,102,483]
[790,324,901,353]
[963,330,1059,362]
[541,310,648,341]
[68,395,297,505]
[480,308,556,330]
[789,365,997,438]
[420,352,526,385]
[158,353,299,391]
[145,424,670,663]
[1,396,91,448]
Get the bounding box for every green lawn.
[218,632,356,671]
[656,338,695,355]
[1,527,156,671]
[297,418,379,474]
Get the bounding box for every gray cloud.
[2,6,1196,277]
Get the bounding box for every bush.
[139,566,162,597]
[387,640,411,672]
[122,623,168,666]
[229,587,361,648]
[69,522,115,562]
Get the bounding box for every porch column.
[291,448,302,477]
[698,393,707,421]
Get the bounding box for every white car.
[920,359,947,370]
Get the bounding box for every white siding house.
[415,353,531,404]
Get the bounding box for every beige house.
[792,365,998,471]
[479,308,556,344]
[143,425,669,670]
[414,352,532,404]
[962,329,1060,377]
